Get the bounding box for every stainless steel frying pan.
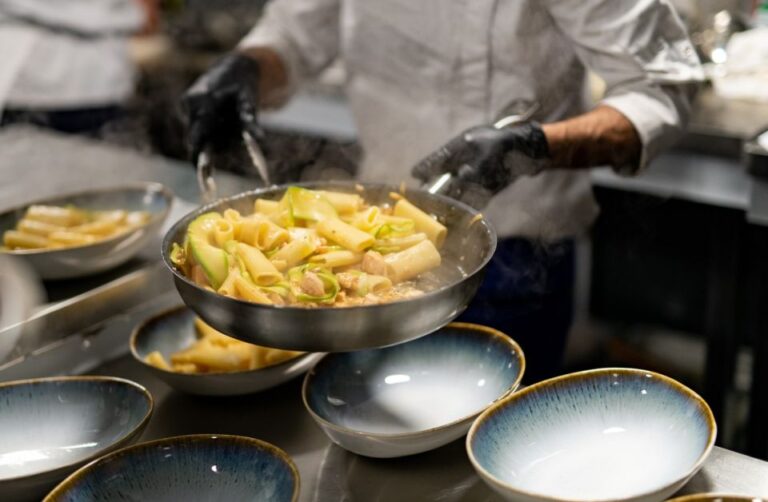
[161,181,496,352]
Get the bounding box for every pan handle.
[424,101,540,206]
[196,147,217,204]
[491,101,540,129]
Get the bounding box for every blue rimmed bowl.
[44,434,299,502]
[131,306,324,396]
[467,368,716,502]
[0,376,153,501]
[303,322,525,458]
[668,495,766,502]
[0,183,173,280]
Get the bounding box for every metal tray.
[0,261,180,381]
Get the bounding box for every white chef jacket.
[0,0,143,112]
[240,0,704,240]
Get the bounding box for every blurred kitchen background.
[2,0,768,460]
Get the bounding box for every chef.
[184,0,704,381]
[0,0,152,134]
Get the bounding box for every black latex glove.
[182,53,262,164]
[412,122,552,198]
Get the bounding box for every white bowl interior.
[0,378,150,480]
[470,370,713,500]
[0,256,42,361]
[306,325,523,434]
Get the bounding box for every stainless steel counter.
[1,126,767,499]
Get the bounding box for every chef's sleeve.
[542,0,705,174]
[0,0,144,36]
[238,0,340,100]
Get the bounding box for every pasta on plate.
[2,205,150,251]
[170,186,447,307]
[145,317,304,373]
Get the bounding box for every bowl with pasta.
[0,183,173,280]
[131,305,324,396]
[162,182,496,352]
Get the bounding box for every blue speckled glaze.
[132,306,198,360]
[306,323,524,434]
[0,377,152,481]
[46,435,299,502]
[469,369,715,500]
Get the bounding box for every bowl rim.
[1,182,174,256]
[129,304,319,377]
[301,322,526,439]
[43,433,301,502]
[161,181,497,313]
[666,494,765,502]
[466,367,717,502]
[0,375,154,483]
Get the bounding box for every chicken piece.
[300,271,325,297]
[361,250,387,276]
[336,272,359,291]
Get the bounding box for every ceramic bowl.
[0,255,43,362]
[0,183,173,280]
[131,306,324,396]
[467,368,716,502]
[303,322,525,458]
[45,434,299,502]
[667,495,766,502]
[0,376,153,501]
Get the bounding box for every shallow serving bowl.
[302,322,524,458]
[668,495,766,502]
[0,183,173,280]
[162,181,496,352]
[467,368,716,502]
[0,376,153,501]
[0,255,42,362]
[45,434,299,502]
[131,306,323,396]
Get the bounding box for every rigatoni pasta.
[2,205,150,251]
[316,218,375,252]
[393,199,447,248]
[170,186,447,307]
[384,239,442,283]
[236,242,282,286]
[144,317,303,374]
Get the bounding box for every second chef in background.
[0,0,156,135]
[184,0,704,382]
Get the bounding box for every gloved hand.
[412,122,552,197]
[182,53,262,164]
